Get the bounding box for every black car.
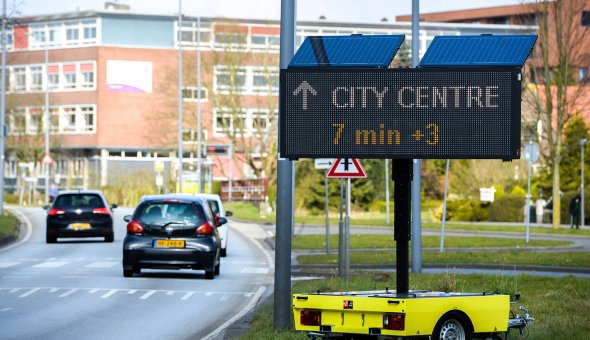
[122,195,225,279]
[45,190,117,243]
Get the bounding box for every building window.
[580,67,588,83]
[47,65,59,90]
[63,64,77,89]
[8,61,95,93]
[215,66,247,92]
[82,19,97,43]
[182,86,208,101]
[26,108,43,135]
[49,108,60,133]
[8,109,25,134]
[252,68,279,94]
[12,67,26,92]
[251,34,280,48]
[81,106,95,132]
[29,66,43,91]
[63,107,77,132]
[29,24,46,49]
[215,33,247,46]
[66,23,80,45]
[48,24,62,47]
[582,11,590,27]
[214,108,272,136]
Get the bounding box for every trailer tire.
[432,312,472,340]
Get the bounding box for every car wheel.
[220,248,227,257]
[432,312,472,340]
[123,269,133,277]
[215,262,220,276]
[205,268,215,279]
[104,233,114,242]
[46,235,57,243]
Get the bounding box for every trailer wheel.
[432,312,472,340]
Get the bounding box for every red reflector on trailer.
[300,310,321,326]
[383,313,405,330]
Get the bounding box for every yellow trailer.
[293,290,533,339]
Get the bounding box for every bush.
[510,185,526,197]
[443,200,489,222]
[3,194,20,204]
[488,194,525,222]
[368,200,394,213]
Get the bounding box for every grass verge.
[241,273,590,339]
[0,213,18,240]
[292,234,571,249]
[225,202,590,236]
[296,250,590,268]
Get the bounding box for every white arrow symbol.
[293,81,317,110]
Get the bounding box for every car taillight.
[92,207,110,214]
[383,313,405,331]
[300,310,321,326]
[48,208,65,216]
[196,221,214,235]
[127,220,144,234]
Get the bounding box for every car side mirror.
[225,211,233,217]
[216,217,228,226]
[123,215,132,222]
[43,205,50,210]
[111,204,118,209]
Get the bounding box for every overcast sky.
[15,0,523,23]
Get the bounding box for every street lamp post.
[0,0,7,216]
[44,30,49,205]
[581,138,587,228]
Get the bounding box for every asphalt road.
[0,207,273,340]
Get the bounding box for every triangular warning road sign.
[326,158,367,179]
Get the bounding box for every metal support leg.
[392,159,413,294]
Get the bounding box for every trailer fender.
[432,310,473,340]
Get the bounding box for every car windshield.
[137,202,206,226]
[54,194,104,209]
[208,200,220,215]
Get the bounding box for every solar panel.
[289,35,405,68]
[419,35,537,68]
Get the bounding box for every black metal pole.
[392,159,412,294]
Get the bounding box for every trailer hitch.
[508,305,534,336]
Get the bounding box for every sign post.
[524,140,539,243]
[327,158,366,283]
[315,158,335,254]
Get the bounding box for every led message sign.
[280,68,521,160]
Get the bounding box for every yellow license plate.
[154,240,185,248]
[70,223,91,230]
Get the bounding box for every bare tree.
[523,0,589,228]
[210,21,279,184]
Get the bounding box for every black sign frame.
[279,67,522,160]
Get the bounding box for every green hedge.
[488,194,526,222]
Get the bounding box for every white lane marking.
[9,288,21,293]
[33,261,68,268]
[59,288,78,298]
[0,308,13,312]
[205,292,213,296]
[18,288,41,298]
[84,261,118,268]
[140,290,156,300]
[166,291,175,296]
[3,276,30,279]
[89,289,99,294]
[0,261,20,268]
[220,294,230,302]
[127,290,137,295]
[101,290,118,299]
[202,286,267,340]
[49,288,59,293]
[1,208,33,253]
[266,230,274,237]
[180,292,194,301]
[240,267,269,274]
[244,293,253,297]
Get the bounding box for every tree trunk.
[552,162,561,229]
